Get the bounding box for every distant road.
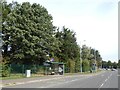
[4,70,118,88]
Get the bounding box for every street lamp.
[94,49,97,72]
[80,46,82,73]
[80,40,86,73]
[101,60,102,69]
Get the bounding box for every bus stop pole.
[63,64,64,75]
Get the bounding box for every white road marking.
[99,72,113,88]
[105,79,108,82]
[100,83,104,88]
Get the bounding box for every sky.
[7,0,118,62]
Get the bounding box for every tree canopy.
[2,2,58,65]
[55,26,80,62]
[2,1,117,74]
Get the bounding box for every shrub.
[66,59,75,73]
[1,58,10,77]
[2,64,10,77]
[82,59,90,72]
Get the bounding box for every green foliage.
[112,62,117,69]
[55,26,80,73]
[66,59,75,73]
[102,61,107,68]
[0,1,2,46]
[118,60,120,68]
[2,2,58,65]
[55,26,80,62]
[0,2,1,33]
[1,57,10,77]
[82,59,90,72]
[95,50,102,68]
[81,45,91,60]
[102,60,118,69]
[2,66,10,77]
[107,60,112,68]
[1,1,105,74]
[75,58,80,73]
[80,45,102,72]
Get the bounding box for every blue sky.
[7,0,118,62]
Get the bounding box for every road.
[3,70,118,88]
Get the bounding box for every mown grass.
[0,74,26,80]
[0,73,46,80]
[1,69,103,80]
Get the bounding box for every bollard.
[26,70,31,77]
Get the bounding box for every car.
[111,68,116,71]
[51,71,55,75]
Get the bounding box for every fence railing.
[1,64,47,77]
[0,64,95,78]
[0,64,73,77]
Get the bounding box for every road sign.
[43,62,50,66]
[50,58,54,62]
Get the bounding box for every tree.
[81,45,90,60]
[95,50,102,68]
[0,0,2,60]
[55,26,80,73]
[2,2,58,65]
[82,59,90,72]
[107,60,112,68]
[0,1,2,33]
[102,61,107,68]
[55,26,80,62]
[118,59,120,68]
[112,62,117,69]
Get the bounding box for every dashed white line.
[105,79,108,82]
[99,72,113,89]
[100,83,104,88]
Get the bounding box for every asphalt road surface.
[4,70,118,88]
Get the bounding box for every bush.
[2,64,10,77]
[66,59,75,73]
[75,58,80,73]
[82,59,90,72]
[1,58,10,77]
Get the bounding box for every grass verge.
[1,69,103,80]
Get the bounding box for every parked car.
[111,68,116,71]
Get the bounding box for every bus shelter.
[44,62,65,75]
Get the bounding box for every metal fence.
[0,63,94,78]
[0,64,70,77]
[1,64,47,77]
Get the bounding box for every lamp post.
[94,49,97,72]
[80,40,86,73]
[101,60,103,69]
[80,46,82,73]
[45,54,49,75]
